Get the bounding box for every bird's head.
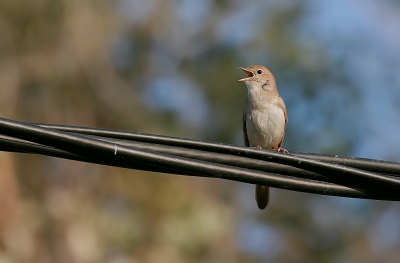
[238,65,276,92]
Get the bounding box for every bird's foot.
[272,146,289,154]
[252,145,263,150]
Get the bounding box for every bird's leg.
[252,145,263,150]
[272,146,289,154]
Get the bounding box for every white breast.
[246,104,285,149]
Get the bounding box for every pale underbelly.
[246,108,285,149]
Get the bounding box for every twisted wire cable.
[1,116,400,201]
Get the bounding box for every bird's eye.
[257,69,262,74]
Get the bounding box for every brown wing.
[242,100,250,147]
[277,96,288,148]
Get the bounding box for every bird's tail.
[255,184,269,209]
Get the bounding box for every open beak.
[238,67,254,82]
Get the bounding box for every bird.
[238,65,288,209]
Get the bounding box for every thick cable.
[0,117,399,200]
[0,117,377,198]
[37,123,400,189]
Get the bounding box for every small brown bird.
[238,65,288,209]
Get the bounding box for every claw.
[252,145,263,150]
[272,146,289,154]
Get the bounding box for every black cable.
[0,117,372,197]
[296,152,400,176]
[36,123,400,189]
[86,136,400,194]
[1,134,399,200]
[37,123,400,173]
[0,135,200,177]
[0,117,399,201]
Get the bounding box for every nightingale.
[238,65,288,209]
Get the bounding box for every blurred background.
[1,0,400,262]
